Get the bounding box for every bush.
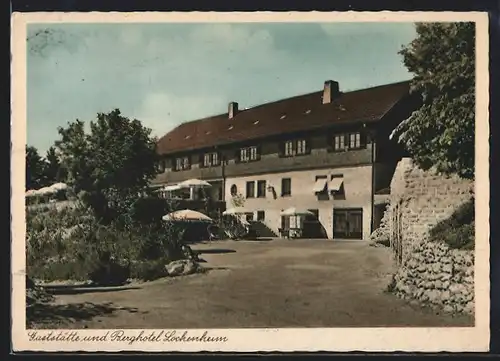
[129,196,171,224]
[130,258,169,281]
[429,198,475,249]
[376,239,391,247]
[88,255,131,286]
[26,199,186,283]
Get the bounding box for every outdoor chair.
[207,224,220,242]
[278,228,290,239]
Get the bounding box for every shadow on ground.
[196,249,237,254]
[44,284,142,296]
[26,301,139,329]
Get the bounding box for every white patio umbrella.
[36,186,56,195]
[49,182,68,191]
[222,207,252,215]
[164,184,182,191]
[178,178,212,188]
[280,207,315,216]
[162,209,213,223]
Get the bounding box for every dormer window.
[203,152,219,167]
[283,139,308,157]
[174,156,191,171]
[239,146,259,162]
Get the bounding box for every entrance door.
[333,208,363,239]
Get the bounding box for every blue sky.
[27,22,417,154]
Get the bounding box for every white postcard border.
[11,11,490,352]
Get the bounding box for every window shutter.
[360,131,368,148]
[278,142,285,157]
[326,133,334,152]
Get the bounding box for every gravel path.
[29,239,474,329]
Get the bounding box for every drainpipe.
[219,147,226,202]
[370,128,375,235]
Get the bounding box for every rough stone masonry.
[372,158,475,314]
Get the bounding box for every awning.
[312,178,328,193]
[164,185,181,192]
[328,177,344,192]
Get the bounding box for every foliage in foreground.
[26,201,186,283]
[429,198,475,250]
[393,22,475,179]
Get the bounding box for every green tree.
[26,145,46,190]
[392,22,475,179]
[44,146,67,184]
[55,109,160,221]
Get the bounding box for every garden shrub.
[26,197,186,283]
[429,198,475,250]
[129,196,171,224]
[130,258,169,281]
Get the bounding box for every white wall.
[224,165,373,239]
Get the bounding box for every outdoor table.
[289,228,303,239]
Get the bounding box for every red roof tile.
[157,80,411,155]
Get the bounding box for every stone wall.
[393,239,474,314]
[372,157,475,314]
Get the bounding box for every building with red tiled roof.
[153,79,421,240]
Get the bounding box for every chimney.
[322,80,340,104]
[228,102,239,119]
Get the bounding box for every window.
[203,152,219,167]
[230,184,238,196]
[297,139,307,155]
[240,148,248,162]
[246,213,254,222]
[246,181,256,198]
[313,175,328,194]
[250,146,258,160]
[281,178,291,197]
[239,146,259,162]
[257,180,267,198]
[283,139,308,157]
[175,156,190,171]
[349,132,361,149]
[257,211,265,221]
[329,174,344,193]
[333,132,364,151]
[157,159,166,173]
[334,134,346,151]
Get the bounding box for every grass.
[429,198,475,250]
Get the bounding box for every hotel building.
[152,80,420,240]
